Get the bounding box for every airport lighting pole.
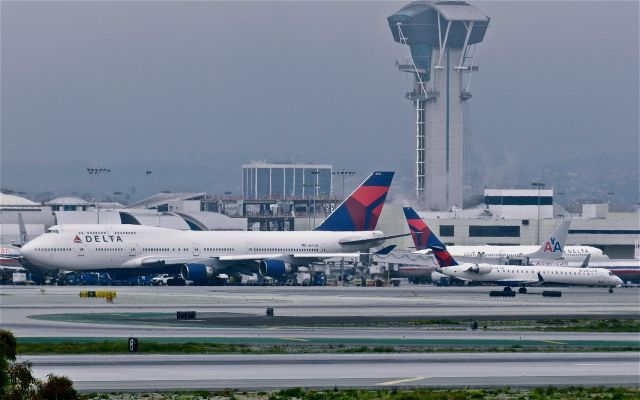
[145,169,152,197]
[332,170,356,201]
[531,181,545,245]
[87,167,111,224]
[223,191,232,214]
[303,183,314,230]
[311,170,320,229]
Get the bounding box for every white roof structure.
[0,193,40,207]
[47,197,89,206]
[54,211,122,225]
[127,193,206,209]
[174,211,246,231]
[119,209,191,230]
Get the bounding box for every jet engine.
[259,260,292,277]
[180,263,214,283]
[466,264,492,274]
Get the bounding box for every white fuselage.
[440,263,623,287]
[20,224,386,272]
[416,245,608,262]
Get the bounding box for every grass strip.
[79,386,640,400]
[17,339,639,355]
[29,313,640,332]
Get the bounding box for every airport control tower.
[388,1,489,210]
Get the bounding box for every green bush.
[38,374,77,400]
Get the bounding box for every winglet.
[18,212,28,246]
[580,254,591,268]
[315,171,394,232]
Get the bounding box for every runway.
[3,285,638,339]
[4,285,639,391]
[23,352,640,391]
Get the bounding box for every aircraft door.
[193,243,199,257]
[129,245,137,257]
[77,245,85,257]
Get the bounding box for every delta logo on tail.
[403,207,458,268]
[315,172,394,232]
[404,207,430,250]
[73,235,82,244]
[544,237,563,253]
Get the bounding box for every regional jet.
[403,207,623,293]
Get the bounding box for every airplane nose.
[20,242,35,261]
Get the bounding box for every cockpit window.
[608,271,614,276]
[45,228,60,234]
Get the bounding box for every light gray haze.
[1,1,638,205]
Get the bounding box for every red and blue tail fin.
[403,207,458,268]
[315,171,394,232]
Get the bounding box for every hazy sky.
[1,1,638,202]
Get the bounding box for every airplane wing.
[134,250,395,267]
[339,233,410,246]
[493,278,539,285]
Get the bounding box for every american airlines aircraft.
[21,172,403,283]
[403,208,608,263]
[0,213,29,273]
[0,245,24,273]
[403,208,623,293]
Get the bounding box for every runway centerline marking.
[377,377,426,386]
[280,337,309,342]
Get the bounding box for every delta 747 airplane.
[403,208,607,263]
[403,207,623,293]
[21,172,405,283]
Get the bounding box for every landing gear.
[518,287,527,294]
[503,286,513,292]
[609,287,614,294]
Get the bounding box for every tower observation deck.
[388,1,489,211]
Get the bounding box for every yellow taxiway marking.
[377,376,426,386]
[280,337,309,342]
[542,340,566,345]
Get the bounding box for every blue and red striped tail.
[403,207,458,268]
[315,171,394,232]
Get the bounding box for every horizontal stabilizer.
[374,245,396,255]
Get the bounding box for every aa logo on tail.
[73,235,82,244]
[544,237,562,252]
